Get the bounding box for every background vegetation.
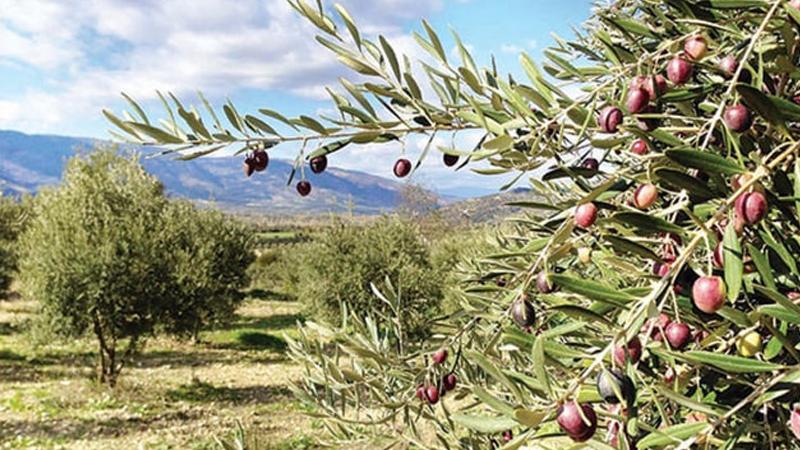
[0,150,483,448]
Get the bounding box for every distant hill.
[0,130,406,214]
[436,187,545,224]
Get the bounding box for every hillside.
[0,130,404,214]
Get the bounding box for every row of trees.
[15,150,253,385]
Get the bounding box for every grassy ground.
[0,295,323,449]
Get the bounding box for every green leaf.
[379,35,401,82]
[339,79,376,118]
[605,235,660,261]
[177,145,225,160]
[736,84,787,131]
[542,167,597,181]
[612,212,684,235]
[450,413,518,434]
[723,223,743,303]
[766,92,800,121]
[754,285,800,320]
[483,135,514,150]
[655,168,716,200]
[126,122,184,144]
[550,305,613,326]
[334,4,360,48]
[649,129,683,147]
[102,110,140,139]
[404,72,423,100]
[223,104,244,133]
[259,108,299,131]
[709,0,767,8]
[665,149,745,175]
[422,19,447,63]
[549,274,635,307]
[307,139,350,159]
[748,244,776,290]
[472,387,516,417]
[607,17,656,38]
[532,336,552,397]
[520,53,555,106]
[177,107,212,140]
[244,115,279,136]
[638,422,710,448]
[298,116,329,135]
[661,84,717,103]
[757,305,800,324]
[458,66,484,94]
[513,409,546,427]
[682,351,783,373]
[787,3,800,26]
[465,351,522,400]
[120,92,150,125]
[654,386,722,417]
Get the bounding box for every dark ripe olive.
[596,369,636,405]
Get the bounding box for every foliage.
[19,149,171,385]
[19,150,252,384]
[159,200,254,340]
[296,217,442,341]
[0,195,31,295]
[248,242,312,301]
[108,0,800,448]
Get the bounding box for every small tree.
[160,200,254,341]
[108,0,800,447]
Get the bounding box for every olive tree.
[107,0,800,447]
[297,217,443,341]
[20,151,253,385]
[160,200,254,341]
[19,149,172,386]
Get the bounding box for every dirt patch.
[0,299,324,449]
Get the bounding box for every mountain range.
[0,130,411,214]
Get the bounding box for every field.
[0,294,325,449]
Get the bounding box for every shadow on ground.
[0,322,18,335]
[245,288,295,302]
[0,408,206,443]
[230,313,305,331]
[166,379,293,404]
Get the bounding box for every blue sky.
[0,0,595,197]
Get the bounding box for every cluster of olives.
[415,348,458,406]
[243,149,328,197]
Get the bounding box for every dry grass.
[0,296,323,449]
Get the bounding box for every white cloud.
[500,44,523,54]
[0,0,446,131]
[500,40,537,55]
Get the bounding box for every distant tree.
[0,195,31,295]
[160,200,254,341]
[297,217,442,340]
